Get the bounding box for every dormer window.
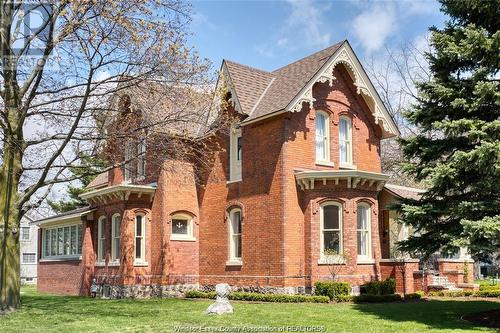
[229,127,242,182]
[339,117,353,166]
[315,111,330,164]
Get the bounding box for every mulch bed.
[462,309,500,328]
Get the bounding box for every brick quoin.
[37,44,432,297]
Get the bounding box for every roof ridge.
[224,59,273,76]
[272,41,345,73]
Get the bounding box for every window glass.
[172,219,188,235]
[21,227,30,240]
[322,204,341,254]
[22,253,36,263]
[339,117,352,164]
[42,224,83,258]
[229,209,242,260]
[315,113,328,161]
[112,215,121,261]
[357,205,370,257]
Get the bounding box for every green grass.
[1,286,499,333]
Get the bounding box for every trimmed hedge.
[185,290,329,303]
[314,281,351,300]
[404,291,424,301]
[353,294,402,303]
[479,284,500,292]
[427,290,500,298]
[364,278,396,295]
[334,294,353,302]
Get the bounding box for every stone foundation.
[98,284,199,299]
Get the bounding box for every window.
[134,214,146,263]
[357,203,371,259]
[21,227,30,241]
[124,142,133,183]
[229,127,242,181]
[171,214,195,241]
[97,216,106,263]
[137,139,146,179]
[228,208,242,263]
[111,214,121,262]
[315,111,330,163]
[42,223,83,259]
[320,202,342,255]
[22,253,36,264]
[339,117,352,166]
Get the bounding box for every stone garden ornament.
[205,283,233,315]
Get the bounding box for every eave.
[33,208,95,227]
[295,169,389,191]
[80,184,156,205]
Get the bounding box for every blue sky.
[189,0,447,71]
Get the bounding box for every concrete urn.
[205,283,233,315]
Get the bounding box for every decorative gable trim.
[219,61,243,114]
[286,42,399,138]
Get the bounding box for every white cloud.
[353,4,397,53]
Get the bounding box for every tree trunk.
[0,139,22,311]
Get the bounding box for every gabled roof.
[221,40,399,138]
[384,183,425,200]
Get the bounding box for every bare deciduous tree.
[0,0,215,311]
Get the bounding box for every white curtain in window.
[315,113,327,160]
[339,118,351,164]
[357,205,370,257]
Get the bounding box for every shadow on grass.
[352,299,500,331]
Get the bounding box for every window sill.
[227,179,242,184]
[170,236,196,242]
[318,258,347,265]
[40,256,82,262]
[339,164,357,170]
[134,261,149,267]
[226,260,242,266]
[96,261,120,267]
[315,160,334,167]
[357,258,375,264]
[95,261,106,267]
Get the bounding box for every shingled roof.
[221,40,399,138]
[223,42,343,120]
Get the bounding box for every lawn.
[0,287,499,333]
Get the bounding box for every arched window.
[97,216,106,263]
[320,202,342,255]
[315,111,330,163]
[228,207,242,264]
[111,214,121,262]
[339,116,352,166]
[134,214,146,264]
[171,213,195,241]
[357,203,371,259]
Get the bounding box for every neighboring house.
[34,40,474,297]
[20,213,39,284]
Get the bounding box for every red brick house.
[34,40,474,297]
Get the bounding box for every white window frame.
[111,213,121,263]
[134,214,147,265]
[97,216,106,263]
[315,111,331,165]
[229,127,242,182]
[227,208,242,265]
[357,203,372,260]
[320,202,343,257]
[22,252,36,264]
[137,139,146,180]
[20,227,30,241]
[41,223,83,260]
[124,142,133,183]
[339,116,353,167]
[170,213,195,241]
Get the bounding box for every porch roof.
[80,183,156,204]
[33,207,95,227]
[294,169,389,191]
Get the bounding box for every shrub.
[353,294,402,303]
[426,290,500,298]
[364,278,396,295]
[479,284,500,292]
[334,294,353,302]
[314,281,351,300]
[404,291,424,301]
[474,290,500,298]
[185,290,330,303]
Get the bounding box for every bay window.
[111,214,121,262]
[315,111,330,163]
[339,117,352,166]
[228,208,242,264]
[357,203,371,259]
[134,214,146,264]
[320,202,342,255]
[97,216,106,263]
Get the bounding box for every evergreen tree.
[397,0,500,260]
[48,154,107,213]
